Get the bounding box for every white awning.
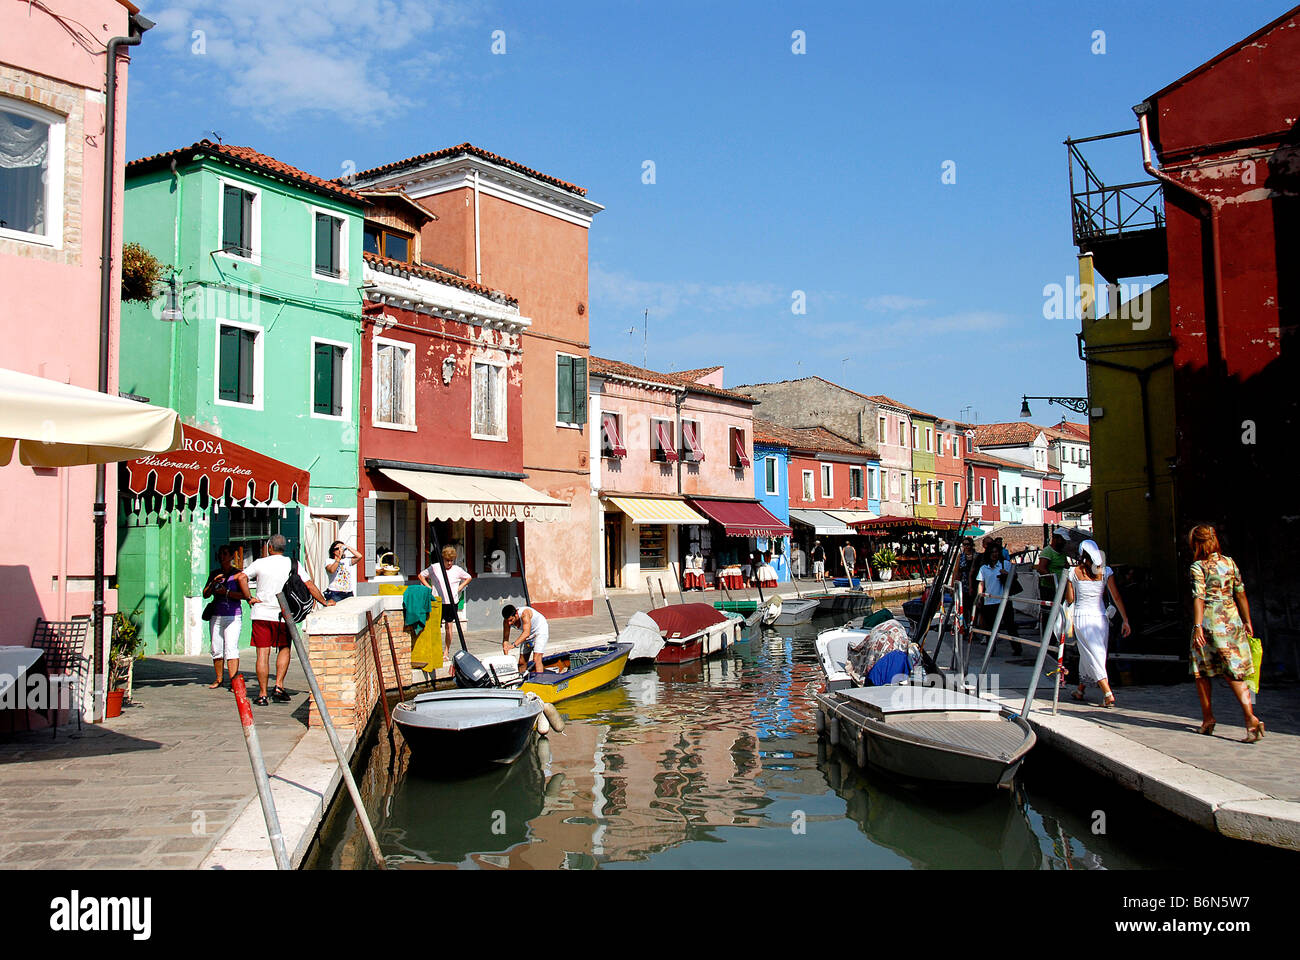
[823,509,879,526]
[378,468,570,523]
[788,509,853,536]
[0,367,182,467]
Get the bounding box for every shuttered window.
[472,361,506,438]
[313,343,345,416]
[556,353,587,425]
[218,325,257,404]
[314,212,341,278]
[374,340,412,426]
[221,184,253,257]
[850,467,864,500]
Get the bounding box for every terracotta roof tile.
[674,365,724,382]
[752,419,876,458]
[362,252,517,306]
[1053,420,1091,440]
[973,422,1052,447]
[589,357,758,404]
[351,143,587,196]
[127,140,365,205]
[965,449,1031,471]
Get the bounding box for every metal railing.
[1066,130,1165,247]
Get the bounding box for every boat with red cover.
[645,603,743,664]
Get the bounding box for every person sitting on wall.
[502,603,549,675]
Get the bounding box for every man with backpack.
[244,534,333,706]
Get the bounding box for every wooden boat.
[805,589,875,617]
[814,610,902,691]
[519,641,633,704]
[393,689,542,768]
[772,597,819,625]
[714,597,784,627]
[645,603,742,664]
[814,685,1036,789]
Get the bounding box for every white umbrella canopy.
[0,367,182,467]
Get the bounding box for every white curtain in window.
[473,362,501,436]
[0,108,49,234]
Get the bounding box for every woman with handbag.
[201,544,250,690]
[1187,524,1263,742]
[1067,540,1130,707]
[975,539,1022,656]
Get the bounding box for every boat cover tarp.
[618,611,665,662]
[867,650,913,686]
[847,619,920,684]
[646,602,728,638]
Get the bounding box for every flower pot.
[879,568,893,581]
[105,689,125,718]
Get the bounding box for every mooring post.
[231,675,290,870]
[278,593,387,869]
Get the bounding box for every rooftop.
[753,418,877,458]
[350,143,588,197]
[362,252,518,306]
[590,357,758,404]
[127,140,365,205]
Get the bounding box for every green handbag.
[1248,636,1263,694]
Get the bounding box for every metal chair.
[30,618,90,737]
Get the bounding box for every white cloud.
[589,264,785,317]
[142,0,477,125]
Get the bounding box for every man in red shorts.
[244,534,333,705]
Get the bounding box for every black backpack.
[281,556,315,623]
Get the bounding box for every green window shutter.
[313,343,332,414]
[240,190,253,256]
[332,346,344,417]
[222,186,241,253]
[218,326,240,401]
[573,356,587,425]
[556,354,573,423]
[314,214,333,275]
[238,329,256,404]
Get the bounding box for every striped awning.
[379,467,569,523]
[605,496,708,525]
[788,509,853,536]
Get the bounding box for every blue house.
[753,424,792,582]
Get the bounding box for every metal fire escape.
[1066,129,1167,283]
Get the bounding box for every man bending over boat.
[502,604,549,675]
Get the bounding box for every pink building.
[0,0,144,644]
[588,358,786,591]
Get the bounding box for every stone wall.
[301,596,411,736]
[736,380,879,449]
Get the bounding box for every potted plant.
[872,547,898,581]
[107,609,146,717]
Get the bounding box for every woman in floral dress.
[1188,524,1263,742]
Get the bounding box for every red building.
[933,420,967,523]
[964,452,1003,528]
[356,192,566,631]
[1139,7,1300,633]
[353,145,604,620]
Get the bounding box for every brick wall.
[302,599,411,736]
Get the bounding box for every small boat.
[715,596,784,627]
[644,603,742,664]
[805,589,876,617]
[814,610,901,691]
[393,689,543,768]
[814,685,1036,789]
[772,597,819,625]
[519,642,633,704]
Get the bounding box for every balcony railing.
[1066,130,1165,248]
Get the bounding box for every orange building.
[351,146,604,619]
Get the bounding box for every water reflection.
[312,618,1209,870]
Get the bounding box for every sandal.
[1243,721,1265,744]
[1197,721,1216,736]
[271,686,291,703]
[253,696,269,706]
[1102,694,1116,708]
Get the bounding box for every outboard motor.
[452,650,494,688]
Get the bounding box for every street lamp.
[1020,395,1089,419]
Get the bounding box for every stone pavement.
[0,656,313,869]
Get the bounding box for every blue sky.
[127,0,1288,424]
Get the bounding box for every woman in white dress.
[1066,540,1132,706]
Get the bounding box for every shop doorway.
[604,515,622,588]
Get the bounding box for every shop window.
[476,521,518,575]
[472,359,506,440]
[639,524,667,569]
[373,337,415,429]
[222,506,296,569]
[217,322,261,407]
[556,353,588,426]
[0,98,64,245]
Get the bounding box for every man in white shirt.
[244,534,333,705]
[419,545,473,665]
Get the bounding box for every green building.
[909,411,938,519]
[117,141,365,654]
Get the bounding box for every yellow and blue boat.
[519,641,633,705]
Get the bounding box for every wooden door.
[604,515,622,588]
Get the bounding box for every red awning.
[655,422,679,462]
[125,424,310,504]
[602,413,626,458]
[849,515,962,534]
[688,498,791,537]
[682,420,704,462]
[733,431,751,467]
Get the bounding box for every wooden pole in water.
[230,675,290,870]
[657,578,668,605]
[512,534,532,608]
[363,612,393,730]
[378,611,406,704]
[278,593,386,869]
[647,581,657,609]
[670,562,686,604]
[603,589,620,634]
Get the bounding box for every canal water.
[308,615,1274,870]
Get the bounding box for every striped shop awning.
[604,496,708,525]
